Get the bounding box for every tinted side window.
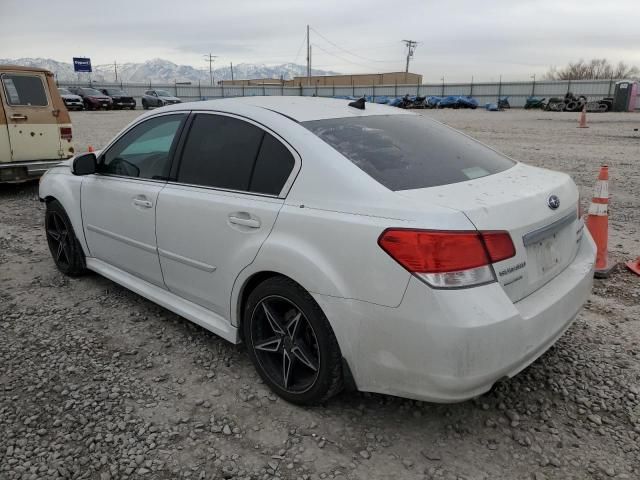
[249,134,295,195]
[177,114,264,191]
[100,114,185,179]
[2,75,48,106]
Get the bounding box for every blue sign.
[73,57,92,73]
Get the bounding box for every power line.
[311,43,383,71]
[310,26,395,64]
[292,30,307,66]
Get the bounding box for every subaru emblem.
[547,195,560,210]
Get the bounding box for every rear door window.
[1,74,48,106]
[303,114,515,191]
[177,113,295,195]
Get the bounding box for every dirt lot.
[1,108,639,480]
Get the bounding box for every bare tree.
[546,58,639,80]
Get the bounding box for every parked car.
[39,97,596,405]
[100,88,136,110]
[0,65,74,182]
[141,89,181,109]
[58,87,84,111]
[68,87,112,110]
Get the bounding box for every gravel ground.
[1,108,639,480]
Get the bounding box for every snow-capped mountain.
[0,57,339,84]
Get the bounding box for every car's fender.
[39,165,90,256]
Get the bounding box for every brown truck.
[0,65,75,182]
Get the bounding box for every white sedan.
[39,97,596,404]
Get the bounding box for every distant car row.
[57,88,182,111]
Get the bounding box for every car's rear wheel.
[243,276,343,405]
[45,200,86,276]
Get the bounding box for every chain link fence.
[57,78,635,109]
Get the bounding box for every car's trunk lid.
[397,163,583,302]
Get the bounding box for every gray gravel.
[1,108,639,480]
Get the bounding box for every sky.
[1,0,639,82]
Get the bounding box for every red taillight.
[378,229,515,287]
[60,127,73,141]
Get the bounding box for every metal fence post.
[372,83,376,101]
[470,77,474,96]
[332,83,335,97]
[416,83,420,97]
[242,84,245,97]
[221,84,224,98]
[567,79,571,94]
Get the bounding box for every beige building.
[219,72,422,87]
[288,72,422,86]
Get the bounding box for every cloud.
[0,0,638,81]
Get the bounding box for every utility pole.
[204,53,218,86]
[402,40,418,73]
[306,25,310,86]
[114,61,118,82]
[230,62,234,82]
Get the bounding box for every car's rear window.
[303,114,515,191]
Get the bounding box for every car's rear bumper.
[0,160,66,182]
[314,231,596,403]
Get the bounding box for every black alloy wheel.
[251,296,320,393]
[244,277,343,405]
[45,201,85,276]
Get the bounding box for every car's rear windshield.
[302,114,515,191]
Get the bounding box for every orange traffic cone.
[586,165,615,278]
[626,257,640,276]
[88,145,94,152]
[578,105,588,128]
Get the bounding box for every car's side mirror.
[72,152,97,175]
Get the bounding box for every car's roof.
[0,64,53,75]
[181,96,413,122]
[235,96,412,122]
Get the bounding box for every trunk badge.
[548,195,560,210]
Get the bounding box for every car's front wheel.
[45,200,86,276]
[243,276,343,405]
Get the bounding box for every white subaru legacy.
[39,97,596,404]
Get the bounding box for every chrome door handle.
[228,215,261,228]
[133,198,153,208]
[10,114,28,121]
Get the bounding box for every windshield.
[303,114,515,191]
[81,88,104,96]
[58,88,71,95]
[156,90,171,97]
[106,89,126,95]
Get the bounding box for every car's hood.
[61,94,82,101]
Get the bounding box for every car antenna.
[348,97,366,110]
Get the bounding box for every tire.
[45,200,86,276]
[243,276,343,405]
